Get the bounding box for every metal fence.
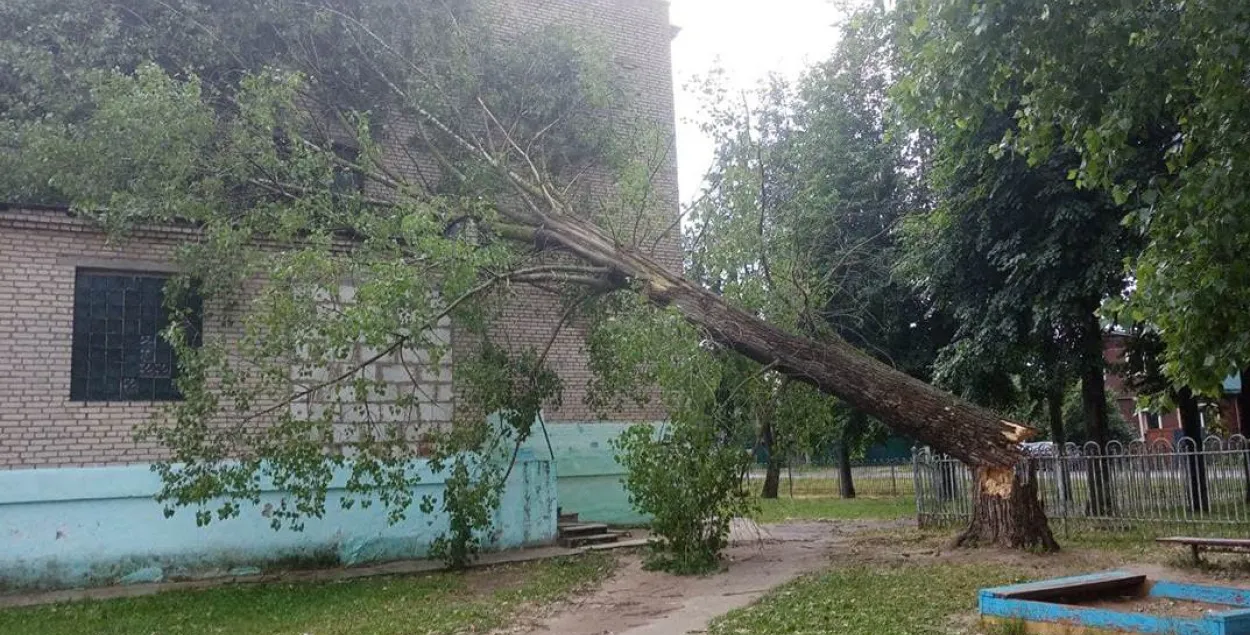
[745,457,915,498]
[915,436,1250,536]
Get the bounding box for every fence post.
[891,463,898,496]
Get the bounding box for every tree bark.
[1046,385,1072,503]
[1177,387,1210,514]
[954,464,1059,551]
[838,409,868,499]
[1237,367,1250,503]
[760,417,781,499]
[1079,316,1114,515]
[837,440,856,500]
[502,201,1053,549]
[1238,367,1250,438]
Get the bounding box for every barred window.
[70,270,202,402]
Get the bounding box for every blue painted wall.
[527,421,655,526]
[0,450,556,590]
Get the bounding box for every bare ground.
[501,517,911,635]
[505,520,1250,635]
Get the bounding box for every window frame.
[69,268,202,403]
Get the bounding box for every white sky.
[669,0,845,204]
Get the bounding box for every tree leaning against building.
[0,0,1057,550]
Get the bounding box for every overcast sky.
[669,0,845,204]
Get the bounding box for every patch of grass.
[707,562,1031,635]
[755,496,914,523]
[0,553,615,635]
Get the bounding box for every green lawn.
[756,496,915,523]
[708,562,1029,635]
[0,553,614,635]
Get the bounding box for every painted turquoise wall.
[0,450,555,590]
[527,421,657,526]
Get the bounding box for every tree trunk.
[1079,316,1113,515]
[838,409,867,499]
[836,440,856,499]
[760,417,781,499]
[1238,367,1250,438]
[954,464,1059,551]
[1046,385,1072,503]
[1237,367,1250,503]
[837,440,856,500]
[519,208,1054,549]
[1177,387,1210,514]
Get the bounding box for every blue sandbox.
[980,571,1250,634]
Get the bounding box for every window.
[1140,411,1162,430]
[330,143,364,196]
[70,270,202,401]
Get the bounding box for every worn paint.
[980,572,1250,634]
[523,420,655,525]
[0,450,555,591]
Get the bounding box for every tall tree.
[896,0,1250,399]
[1,0,1055,549]
[688,8,950,500]
[898,108,1133,517]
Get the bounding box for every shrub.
[614,420,755,574]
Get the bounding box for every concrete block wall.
[0,449,555,590]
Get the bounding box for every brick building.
[1103,333,1244,444]
[0,0,680,589]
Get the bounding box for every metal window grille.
[69,270,202,402]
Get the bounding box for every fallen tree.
[0,0,1057,550]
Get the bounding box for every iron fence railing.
[914,436,1250,537]
[745,457,915,498]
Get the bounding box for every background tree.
[897,106,1133,515]
[896,0,1250,400]
[687,9,949,500]
[1,0,1056,549]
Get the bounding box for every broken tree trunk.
[955,464,1057,550]
[426,101,1056,548]
[520,210,1058,550]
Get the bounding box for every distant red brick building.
[1103,333,1244,444]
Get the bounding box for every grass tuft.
[0,553,615,635]
[755,496,915,523]
[707,562,1030,635]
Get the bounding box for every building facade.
[1103,333,1244,444]
[0,0,680,589]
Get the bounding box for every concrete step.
[557,522,609,537]
[557,512,580,524]
[559,531,628,548]
[582,537,651,551]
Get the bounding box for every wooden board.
[989,571,1147,602]
[1157,537,1250,549]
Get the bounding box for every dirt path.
[505,518,910,635]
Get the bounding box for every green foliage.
[707,563,1029,635]
[614,421,755,575]
[755,497,915,524]
[897,0,1250,395]
[0,554,615,635]
[0,0,664,569]
[684,8,945,470]
[586,294,757,573]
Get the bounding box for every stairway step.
[559,531,627,548]
[557,522,609,537]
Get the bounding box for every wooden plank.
[979,597,1216,635]
[1157,537,1250,548]
[1150,580,1250,608]
[985,571,1147,601]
